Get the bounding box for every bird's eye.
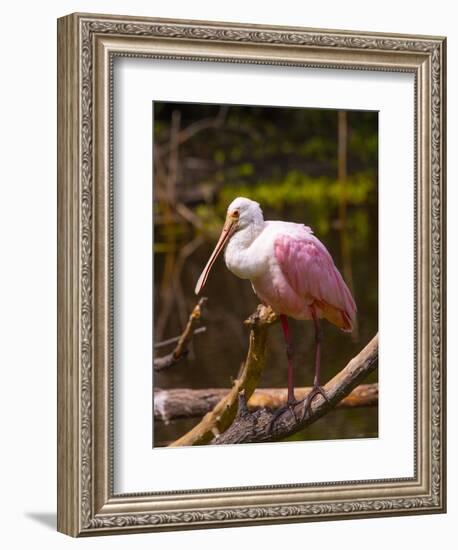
[232,209,240,218]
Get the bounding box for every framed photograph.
[57,13,446,536]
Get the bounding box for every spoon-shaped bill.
[194,218,236,295]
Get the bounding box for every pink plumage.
[270,233,356,331]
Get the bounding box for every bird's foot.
[300,385,329,419]
[267,398,301,434]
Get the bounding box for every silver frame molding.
[57,12,446,537]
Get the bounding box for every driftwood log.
[212,333,378,445]
[168,304,277,446]
[154,383,378,423]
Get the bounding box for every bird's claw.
[267,386,330,434]
[267,399,301,434]
[300,385,329,420]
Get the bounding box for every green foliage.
[218,172,375,210]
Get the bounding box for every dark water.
[153,204,378,446]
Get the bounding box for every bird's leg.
[312,307,322,387]
[301,306,330,418]
[280,314,296,405]
[268,315,300,433]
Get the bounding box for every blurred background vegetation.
[153,102,378,447]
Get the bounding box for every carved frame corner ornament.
[57,12,446,537]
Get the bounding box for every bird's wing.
[274,232,356,331]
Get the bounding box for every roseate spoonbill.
[195,197,356,425]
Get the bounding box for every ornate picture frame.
[57,12,446,536]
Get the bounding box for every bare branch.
[158,105,229,156]
[154,326,207,350]
[174,202,205,229]
[168,305,278,446]
[154,383,378,422]
[212,333,378,445]
[153,298,207,371]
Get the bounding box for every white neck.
[224,221,265,279]
[231,220,264,248]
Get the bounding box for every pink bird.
[195,197,356,425]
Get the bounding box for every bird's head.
[194,197,264,294]
[225,197,264,231]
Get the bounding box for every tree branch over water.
[212,333,378,445]
[153,298,207,371]
[166,302,378,447]
[168,305,277,446]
